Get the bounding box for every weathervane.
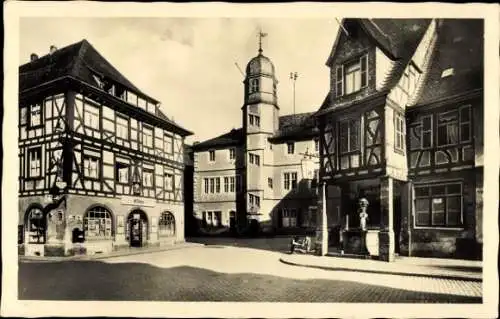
[290,72,299,115]
[257,28,268,54]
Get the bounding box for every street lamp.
[300,149,328,256]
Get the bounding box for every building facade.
[18,40,192,256]
[192,43,320,235]
[315,19,483,260]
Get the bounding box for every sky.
[19,17,339,143]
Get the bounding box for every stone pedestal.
[378,230,395,262]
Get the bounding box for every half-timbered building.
[18,40,192,256]
[315,19,483,260]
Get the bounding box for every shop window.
[84,206,113,240]
[158,212,175,237]
[26,207,46,244]
[414,183,463,227]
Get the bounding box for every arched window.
[26,207,45,244]
[158,212,175,237]
[84,206,113,240]
[249,78,260,93]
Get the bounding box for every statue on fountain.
[358,197,369,231]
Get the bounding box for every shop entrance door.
[127,210,148,247]
[229,211,236,232]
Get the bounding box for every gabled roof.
[19,39,157,103]
[192,128,244,151]
[270,112,318,142]
[192,111,319,151]
[326,19,431,66]
[414,19,483,106]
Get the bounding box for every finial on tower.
[258,28,268,54]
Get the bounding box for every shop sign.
[121,195,156,207]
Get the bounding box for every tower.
[242,30,279,231]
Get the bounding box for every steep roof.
[270,112,318,142]
[19,39,157,103]
[414,19,483,106]
[319,19,431,115]
[192,128,244,151]
[192,111,319,151]
[326,19,431,66]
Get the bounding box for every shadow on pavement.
[186,236,292,254]
[279,258,482,282]
[19,259,481,303]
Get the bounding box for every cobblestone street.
[19,239,482,302]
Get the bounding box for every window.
[164,134,173,154]
[143,169,154,188]
[84,206,112,240]
[291,172,298,189]
[249,153,260,166]
[394,112,405,151]
[204,178,209,194]
[116,116,129,140]
[415,183,462,227]
[209,150,215,162]
[164,173,174,191]
[29,103,42,127]
[83,156,99,179]
[142,126,153,148]
[249,78,260,93]
[158,212,175,237]
[283,172,297,190]
[249,194,260,207]
[216,177,221,193]
[209,178,215,193]
[115,162,129,184]
[203,211,222,227]
[421,115,433,149]
[340,119,360,153]
[282,209,297,228]
[459,106,471,143]
[336,54,368,97]
[268,178,273,188]
[436,107,471,146]
[84,104,100,130]
[26,207,45,244]
[314,138,319,152]
[230,176,236,192]
[28,147,42,178]
[229,148,236,160]
[287,142,295,154]
[249,114,260,127]
[224,177,229,192]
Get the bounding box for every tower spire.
[258,29,268,54]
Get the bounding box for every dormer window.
[249,78,260,93]
[441,68,454,78]
[336,54,368,97]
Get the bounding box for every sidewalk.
[19,242,204,262]
[279,253,482,282]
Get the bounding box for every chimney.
[30,53,39,62]
[49,45,58,54]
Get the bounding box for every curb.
[279,257,482,282]
[19,243,204,262]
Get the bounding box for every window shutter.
[336,65,344,97]
[360,55,368,87]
